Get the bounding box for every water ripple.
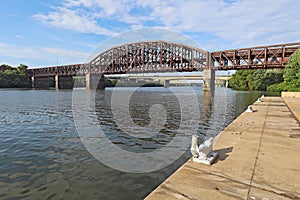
[0,88,265,199]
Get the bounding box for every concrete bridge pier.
[203,69,215,92]
[201,89,214,121]
[86,73,106,90]
[31,76,50,89]
[55,75,74,89]
[164,80,170,88]
[225,79,229,88]
[31,76,34,88]
[203,53,215,92]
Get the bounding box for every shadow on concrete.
[214,147,233,164]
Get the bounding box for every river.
[0,87,271,199]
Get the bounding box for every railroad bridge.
[28,41,300,90]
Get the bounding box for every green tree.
[267,50,300,92]
[0,64,30,88]
[283,50,300,91]
[229,69,284,91]
[0,64,13,71]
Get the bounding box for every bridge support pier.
[55,75,74,90]
[31,76,50,89]
[86,73,106,90]
[203,69,215,92]
[164,80,170,88]
[31,76,35,88]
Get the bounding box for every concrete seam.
[160,184,196,200]
[187,164,296,199]
[246,101,270,199]
[186,165,249,187]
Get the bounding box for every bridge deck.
[145,95,300,199]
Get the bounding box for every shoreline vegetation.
[228,50,300,92]
[1,49,299,91]
[0,64,31,88]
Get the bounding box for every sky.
[0,0,299,68]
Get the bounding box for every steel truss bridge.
[27,41,300,90]
[28,41,300,77]
[212,42,300,70]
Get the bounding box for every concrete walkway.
[145,96,300,200]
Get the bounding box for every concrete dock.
[145,95,300,200]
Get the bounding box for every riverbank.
[145,93,300,199]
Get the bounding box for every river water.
[0,87,269,199]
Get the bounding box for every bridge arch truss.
[89,41,208,74]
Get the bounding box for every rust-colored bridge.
[28,41,300,90]
[212,42,300,70]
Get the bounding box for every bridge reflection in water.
[28,41,300,91]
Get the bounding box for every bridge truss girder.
[211,42,300,70]
[28,64,89,77]
[90,41,207,74]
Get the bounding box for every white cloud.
[143,0,300,47]
[77,41,98,48]
[41,47,88,59]
[64,0,132,18]
[32,7,115,35]
[33,0,300,48]
[15,34,24,38]
[0,43,89,67]
[0,43,36,59]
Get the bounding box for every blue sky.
[0,0,299,68]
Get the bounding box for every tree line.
[0,64,31,88]
[229,50,300,92]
